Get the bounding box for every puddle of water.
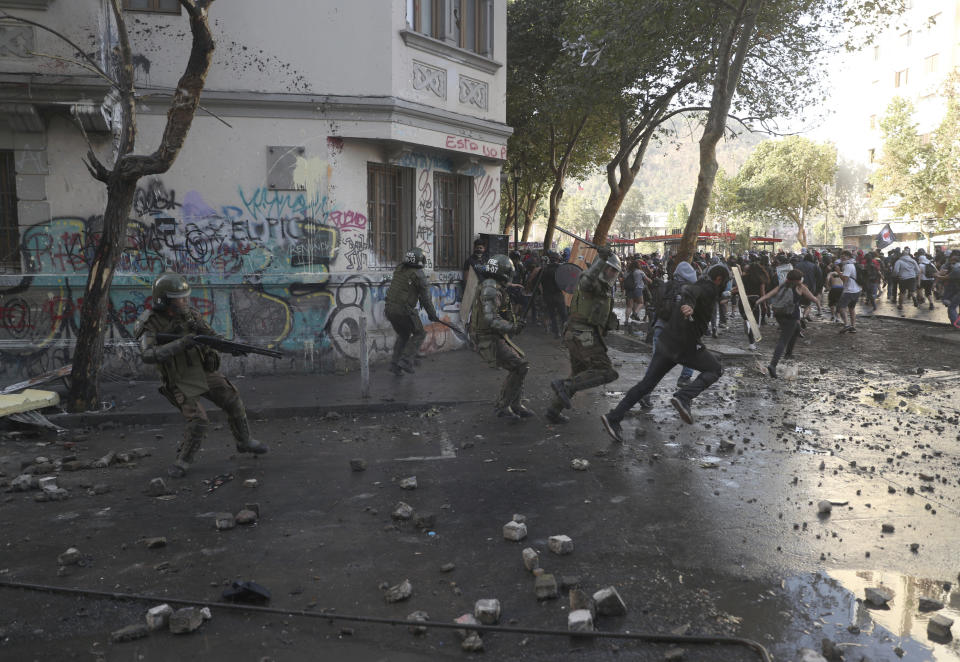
[782,570,960,661]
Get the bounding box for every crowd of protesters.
[504,243,960,369]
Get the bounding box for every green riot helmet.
[403,247,427,268]
[152,272,191,309]
[485,254,515,284]
[598,251,622,285]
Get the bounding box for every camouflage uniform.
[547,254,619,419]
[136,307,257,474]
[384,261,439,372]
[471,276,529,413]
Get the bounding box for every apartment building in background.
[0,0,509,379]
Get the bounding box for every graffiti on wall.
[0,176,466,380]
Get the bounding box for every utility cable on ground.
[0,579,771,662]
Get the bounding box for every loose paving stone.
[243,479,259,488]
[9,474,35,491]
[461,632,483,651]
[145,604,173,631]
[92,450,116,469]
[392,502,414,520]
[407,610,429,635]
[144,478,169,497]
[384,579,413,603]
[474,599,500,625]
[143,537,167,549]
[569,588,595,615]
[110,623,149,643]
[38,476,58,493]
[593,586,627,616]
[817,500,832,514]
[399,476,418,489]
[881,523,895,533]
[928,613,954,639]
[200,607,212,621]
[919,597,944,612]
[90,483,110,495]
[570,458,590,471]
[215,513,236,531]
[454,613,480,639]
[548,534,573,555]
[440,562,456,573]
[512,513,526,523]
[864,586,894,607]
[534,574,559,600]
[349,458,367,472]
[58,547,81,566]
[503,520,527,541]
[235,509,258,525]
[521,547,539,571]
[568,609,594,633]
[664,648,685,661]
[169,607,204,634]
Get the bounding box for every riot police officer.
[470,254,533,420]
[136,273,267,478]
[385,247,440,376]
[545,247,621,423]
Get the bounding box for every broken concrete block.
[399,476,418,490]
[593,586,627,616]
[664,647,685,661]
[9,474,36,491]
[569,588,595,616]
[474,599,501,625]
[92,450,116,469]
[143,537,167,549]
[145,604,173,631]
[512,513,526,523]
[407,610,429,635]
[384,579,413,603]
[110,623,149,643]
[58,547,81,566]
[570,458,590,471]
[503,521,527,541]
[454,613,480,639]
[919,597,944,612]
[548,535,573,555]
[144,477,169,497]
[461,632,483,651]
[200,607,212,621]
[817,500,832,514]
[568,609,593,633]
[243,479,258,488]
[169,607,204,634]
[521,547,539,572]
[392,502,414,520]
[214,513,236,531]
[864,586,894,607]
[928,613,954,639]
[235,509,258,525]
[38,476,58,493]
[349,458,367,472]
[534,574,559,600]
[881,523,895,533]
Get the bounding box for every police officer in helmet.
[385,247,440,376]
[470,254,533,420]
[136,273,267,478]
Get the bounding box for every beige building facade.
[0,0,509,379]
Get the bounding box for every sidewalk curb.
[867,313,953,329]
[47,399,487,428]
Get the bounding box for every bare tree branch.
[70,107,110,183]
[25,50,119,87]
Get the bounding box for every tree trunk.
[677,0,764,261]
[67,0,217,412]
[797,222,807,247]
[593,174,633,245]
[67,180,136,411]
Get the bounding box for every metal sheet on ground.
[460,268,480,326]
[731,266,762,343]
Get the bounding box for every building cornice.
[0,74,512,145]
[399,30,502,75]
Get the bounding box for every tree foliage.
[731,136,837,247]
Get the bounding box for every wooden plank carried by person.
[460,267,481,327]
[731,266,762,343]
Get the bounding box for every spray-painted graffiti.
[474,172,499,233]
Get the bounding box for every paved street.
[1,313,959,661]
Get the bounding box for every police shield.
[554,263,583,294]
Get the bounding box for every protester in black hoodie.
[601,264,729,442]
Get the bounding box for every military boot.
[168,420,207,478]
[228,416,269,454]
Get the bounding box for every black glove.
[513,320,526,335]
[597,246,613,260]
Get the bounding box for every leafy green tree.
[667,202,690,231]
[732,136,837,247]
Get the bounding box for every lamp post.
[512,166,522,249]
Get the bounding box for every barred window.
[434,172,472,269]
[123,0,181,13]
[367,163,415,267]
[0,150,20,273]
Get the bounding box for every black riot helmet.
[485,254,515,284]
[403,247,427,268]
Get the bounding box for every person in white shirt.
[837,250,861,333]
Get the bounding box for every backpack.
[771,285,797,316]
[622,271,637,291]
[657,279,685,322]
[925,262,937,279]
[853,262,867,286]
